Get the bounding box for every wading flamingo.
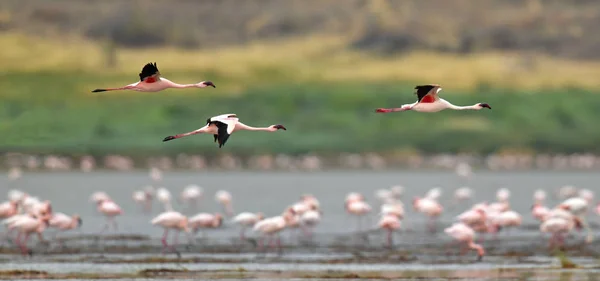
[91,62,215,93]
[232,212,265,241]
[378,213,401,247]
[162,113,286,148]
[253,208,296,254]
[375,84,491,113]
[10,214,51,256]
[444,222,485,261]
[151,211,192,257]
[215,190,234,217]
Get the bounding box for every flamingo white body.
[90,192,111,204]
[300,194,320,209]
[380,202,404,219]
[180,185,203,210]
[188,213,223,233]
[578,189,594,203]
[375,189,393,203]
[558,197,592,243]
[375,84,491,113]
[162,113,286,148]
[457,208,487,227]
[533,189,546,204]
[389,186,404,199]
[97,199,122,232]
[413,197,443,232]
[253,209,296,252]
[425,187,442,201]
[7,189,25,202]
[151,211,192,256]
[378,213,401,247]
[454,187,473,203]
[491,210,522,232]
[215,190,234,216]
[496,188,511,202]
[156,187,173,211]
[0,201,18,219]
[49,213,82,231]
[92,62,215,93]
[232,212,264,240]
[444,222,485,261]
[532,203,550,222]
[9,214,51,255]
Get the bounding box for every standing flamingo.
[253,208,296,254]
[232,212,265,241]
[558,197,593,243]
[97,199,123,233]
[151,211,192,257]
[215,190,234,217]
[10,214,51,256]
[444,222,485,261]
[180,185,203,212]
[378,213,401,247]
[413,197,443,232]
[375,84,491,113]
[91,62,215,93]
[156,187,173,212]
[162,113,286,147]
[188,213,223,239]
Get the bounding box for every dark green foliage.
[0,72,598,156]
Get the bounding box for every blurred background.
[1,0,600,172]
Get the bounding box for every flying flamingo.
[91,62,215,93]
[444,222,485,261]
[232,212,265,241]
[162,113,287,147]
[151,211,192,257]
[375,84,491,113]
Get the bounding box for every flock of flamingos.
[1,170,600,260]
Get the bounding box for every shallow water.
[1,171,600,280]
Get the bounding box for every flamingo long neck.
[237,122,272,131]
[446,102,479,111]
[168,82,197,89]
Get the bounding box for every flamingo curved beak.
[274,125,287,130]
[479,103,491,109]
[202,81,216,88]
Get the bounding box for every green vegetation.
[1,71,598,156]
